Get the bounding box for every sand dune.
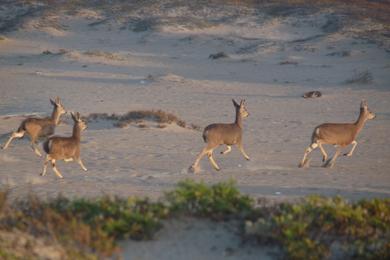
[1,0,389,213]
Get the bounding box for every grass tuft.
[87,110,201,130]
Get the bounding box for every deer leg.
[41,155,50,176]
[2,131,25,149]
[30,138,42,157]
[221,145,232,155]
[77,158,88,171]
[299,142,318,168]
[344,140,357,157]
[189,147,208,173]
[237,143,250,161]
[318,143,328,162]
[207,150,220,171]
[323,147,341,168]
[51,159,64,179]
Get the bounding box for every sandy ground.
[0,2,389,258]
[120,218,277,260]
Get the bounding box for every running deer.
[41,112,87,179]
[299,100,375,168]
[189,99,250,173]
[2,97,66,156]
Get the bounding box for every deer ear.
[361,99,367,108]
[70,112,76,121]
[50,99,56,106]
[76,112,81,121]
[232,99,239,107]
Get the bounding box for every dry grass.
[87,110,201,130]
[279,60,298,65]
[83,50,124,61]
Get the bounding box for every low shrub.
[245,196,390,259]
[166,180,253,219]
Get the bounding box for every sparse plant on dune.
[86,110,201,130]
[83,50,124,61]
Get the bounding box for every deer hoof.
[323,159,333,168]
[299,159,310,168]
[188,165,200,174]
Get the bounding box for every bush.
[49,196,169,240]
[245,196,390,259]
[166,179,253,219]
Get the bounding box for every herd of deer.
[1,97,375,178]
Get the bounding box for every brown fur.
[2,97,66,156]
[299,100,375,168]
[41,112,87,179]
[190,99,250,173]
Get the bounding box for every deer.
[299,100,376,168]
[41,112,88,179]
[2,97,66,157]
[189,99,250,173]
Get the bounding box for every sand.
[0,1,389,258]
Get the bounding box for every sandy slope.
[119,217,278,260]
[0,3,389,258]
[0,3,389,202]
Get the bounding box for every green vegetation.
[166,180,253,219]
[246,196,390,259]
[0,181,389,259]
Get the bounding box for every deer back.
[203,123,242,145]
[44,136,80,159]
[313,123,357,146]
[20,117,55,138]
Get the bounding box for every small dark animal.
[303,91,322,98]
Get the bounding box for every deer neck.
[235,109,243,128]
[354,108,367,135]
[72,124,81,141]
[51,107,61,125]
